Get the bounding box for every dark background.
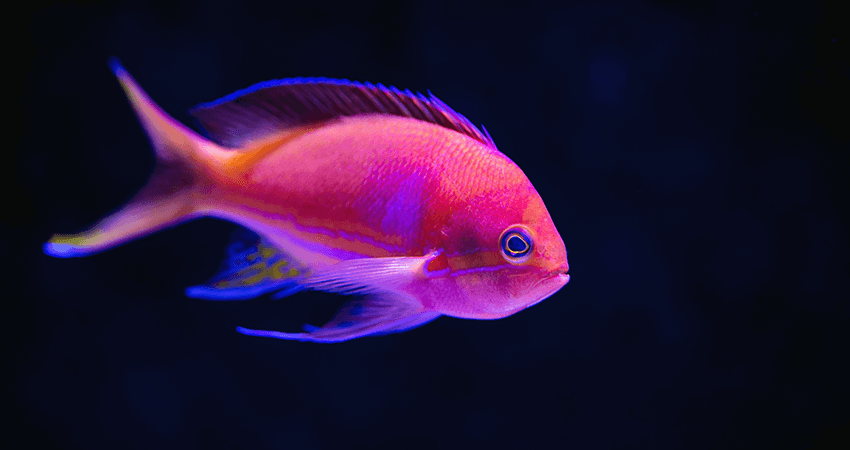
[12,0,847,448]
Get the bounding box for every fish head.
[433,167,569,319]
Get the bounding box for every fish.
[43,59,570,343]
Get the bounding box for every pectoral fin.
[301,252,436,294]
[236,293,440,343]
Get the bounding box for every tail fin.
[44,59,228,257]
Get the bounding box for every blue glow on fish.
[43,242,85,258]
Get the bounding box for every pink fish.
[44,60,570,343]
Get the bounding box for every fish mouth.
[546,263,570,286]
[517,266,570,311]
[489,265,570,318]
[556,266,570,285]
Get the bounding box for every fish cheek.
[452,270,488,291]
[450,270,515,318]
[488,267,545,315]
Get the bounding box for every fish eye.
[499,226,534,263]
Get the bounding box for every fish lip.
[550,264,570,283]
[533,265,569,289]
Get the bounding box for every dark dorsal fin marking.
[189,78,496,149]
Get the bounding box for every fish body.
[45,60,569,342]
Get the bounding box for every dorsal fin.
[189,78,496,149]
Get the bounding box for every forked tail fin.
[44,59,230,257]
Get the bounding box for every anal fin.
[236,293,440,343]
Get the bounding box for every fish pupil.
[506,233,529,255]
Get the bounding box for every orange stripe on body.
[203,125,325,187]
[206,194,413,261]
[447,250,506,271]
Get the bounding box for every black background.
[12,0,848,448]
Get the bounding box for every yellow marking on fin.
[213,244,302,288]
[48,234,89,246]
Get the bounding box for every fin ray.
[237,293,439,343]
[302,253,435,295]
[189,78,496,149]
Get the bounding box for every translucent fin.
[185,229,306,300]
[301,253,437,295]
[43,161,198,257]
[44,59,232,258]
[189,78,496,149]
[110,58,208,162]
[236,293,441,343]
